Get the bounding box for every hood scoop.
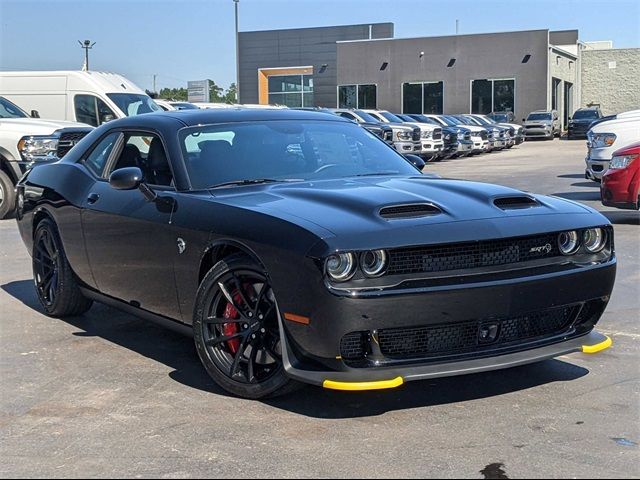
[493,196,539,210]
[379,203,442,219]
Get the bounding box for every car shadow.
[2,279,590,418]
[601,210,640,225]
[551,191,601,201]
[571,181,599,189]
[557,174,586,179]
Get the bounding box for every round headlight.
[558,231,579,255]
[325,253,357,282]
[360,250,388,277]
[583,228,606,253]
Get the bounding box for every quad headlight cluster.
[325,249,388,282]
[558,228,608,255]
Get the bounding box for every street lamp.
[78,40,96,71]
[234,0,240,103]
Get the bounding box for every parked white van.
[0,71,160,127]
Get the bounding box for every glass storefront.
[338,84,377,109]
[402,81,443,114]
[471,78,515,114]
[268,74,313,107]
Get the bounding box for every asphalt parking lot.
[0,139,638,479]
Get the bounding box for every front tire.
[32,218,93,316]
[0,169,15,220]
[193,253,300,399]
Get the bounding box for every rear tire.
[193,253,301,399]
[0,169,15,220]
[32,218,93,316]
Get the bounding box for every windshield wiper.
[208,178,300,189]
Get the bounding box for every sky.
[1,0,638,92]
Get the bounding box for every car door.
[81,130,182,319]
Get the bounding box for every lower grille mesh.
[340,305,582,365]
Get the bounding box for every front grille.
[385,233,559,276]
[463,132,471,140]
[592,164,604,172]
[480,131,488,140]
[377,305,579,359]
[447,133,458,144]
[421,130,432,139]
[56,131,89,158]
[340,332,368,361]
[412,128,421,141]
[432,128,442,140]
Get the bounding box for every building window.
[402,81,444,114]
[471,79,515,114]
[338,84,376,109]
[267,74,313,107]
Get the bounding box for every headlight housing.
[609,153,638,169]
[17,135,60,162]
[360,250,388,277]
[558,231,580,255]
[325,253,357,282]
[396,130,412,141]
[583,228,606,253]
[590,133,617,148]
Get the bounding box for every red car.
[601,142,640,210]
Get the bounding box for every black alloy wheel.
[193,253,299,399]
[32,218,93,316]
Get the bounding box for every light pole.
[78,40,96,71]
[234,0,240,103]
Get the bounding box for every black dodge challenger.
[15,109,616,399]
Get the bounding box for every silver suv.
[523,110,560,140]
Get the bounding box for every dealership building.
[238,23,639,127]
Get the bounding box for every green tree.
[222,83,237,104]
[208,80,224,102]
[158,87,188,101]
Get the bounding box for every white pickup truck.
[0,96,92,218]
[585,111,640,182]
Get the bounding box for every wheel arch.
[32,207,56,236]
[198,239,269,284]
[0,152,19,185]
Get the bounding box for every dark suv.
[568,107,603,140]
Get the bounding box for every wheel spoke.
[205,331,246,346]
[217,282,246,316]
[247,345,259,383]
[252,284,268,316]
[230,273,252,313]
[43,233,56,258]
[229,335,250,378]
[35,244,52,261]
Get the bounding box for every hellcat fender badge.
[177,238,186,254]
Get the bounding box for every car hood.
[0,117,92,133]
[211,176,602,252]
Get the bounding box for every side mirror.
[522,118,526,123]
[568,116,572,120]
[31,110,40,118]
[109,167,144,190]
[101,114,116,123]
[404,154,426,170]
[109,167,157,201]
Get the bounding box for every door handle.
[87,192,100,205]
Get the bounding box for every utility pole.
[455,19,459,35]
[153,74,157,94]
[234,0,240,103]
[78,40,96,71]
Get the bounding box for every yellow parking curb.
[582,335,612,354]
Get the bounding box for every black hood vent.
[379,203,442,219]
[493,196,539,210]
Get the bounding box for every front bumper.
[525,128,552,138]
[277,257,616,387]
[394,141,422,154]
[420,140,444,157]
[585,156,610,181]
[601,168,640,209]
[568,126,590,138]
[280,322,612,389]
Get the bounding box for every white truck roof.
[0,71,146,95]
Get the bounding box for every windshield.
[0,97,29,118]
[408,114,439,126]
[106,93,161,117]
[172,102,199,110]
[379,111,405,123]
[473,115,495,125]
[354,110,382,123]
[435,116,456,127]
[491,114,509,123]
[180,120,418,189]
[527,113,552,121]
[573,110,599,120]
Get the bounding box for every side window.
[109,133,173,187]
[83,132,120,178]
[74,95,117,127]
[339,112,357,122]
